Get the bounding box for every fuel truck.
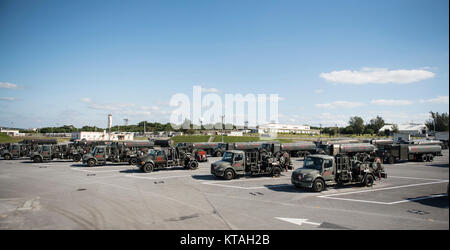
[291,154,386,192]
[82,141,154,167]
[211,149,289,180]
[376,144,442,164]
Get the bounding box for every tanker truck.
[376,144,442,164]
[291,154,386,192]
[82,140,154,166]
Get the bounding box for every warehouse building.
[257,123,320,135]
[71,131,134,141]
[0,127,20,136]
[378,123,429,136]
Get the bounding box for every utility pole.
[221,115,225,143]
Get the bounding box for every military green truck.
[137,147,198,173]
[376,144,442,164]
[2,139,58,160]
[82,141,154,167]
[1,143,30,160]
[30,144,70,162]
[211,150,286,180]
[291,154,386,192]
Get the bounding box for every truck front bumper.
[211,167,225,177]
[291,178,313,188]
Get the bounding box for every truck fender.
[364,174,375,187]
[3,153,12,160]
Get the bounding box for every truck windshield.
[147,150,157,156]
[222,152,233,163]
[303,157,323,171]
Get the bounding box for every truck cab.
[2,143,24,160]
[211,150,283,180]
[82,146,111,166]
[30,145,54,162]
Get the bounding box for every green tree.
[368,116,385,134]
[391,124,399,133]
[425,111,449,132]
[348,116,365,135]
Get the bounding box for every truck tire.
[3,154,11,160]
[223,169,235,180]
[427,154,434,162]
[421,154,427,162]
[87,159,96,167]
[129,158,138,165]
[272,167,281,177]
[364,175,374,187]
[33,156,42,163]
[73,154,81,162]
[215,151,222,157]
[142,163,154,173]
[312,179,325,192]
[388,156,395,164]
[188,161,198,170]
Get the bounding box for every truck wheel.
[73,154,81,162]
[312,179,325,192]
[129,158,138,165]
[223,169,235,180]
[142,163,154,173]
[188,161,198,170]
[388,156,395,164]
[272,167,281,177]
[421,154,427,162]
[3,154,11,160]
[33,156,42,163]
[215,151,222,157]
[87,159,96,167]
[427,154,434,162]
[365,175,374,187]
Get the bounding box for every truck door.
[42,146,51,160]
[11,144,20,157]
[155,150,166,166]
[95,147,106,161]
[232,153,245,174]
[322,159,334,181]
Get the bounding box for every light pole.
[222,115,225,143]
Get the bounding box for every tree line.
[320,111,449,136]
[18,111,449,135]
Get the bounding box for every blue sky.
[0,0,448,128]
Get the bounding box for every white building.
[0,127,20,136]
[258,123,320,135]
[71,131,134,141]
[379,124,428,136]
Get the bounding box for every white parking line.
[318,180,449,205]
[389,176,447,181]
[202,182,290,190]
[124,174,193,180]
[201,176,291,190]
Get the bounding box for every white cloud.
[316,101,365,109]
[314,89,324,94]
[201,87,219,93]
[320,67,435,84]
[0,97,16,101]
[81,98,92,103]
[0,82,22,89]
[420,96,449,104]
[371,99,413,106]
